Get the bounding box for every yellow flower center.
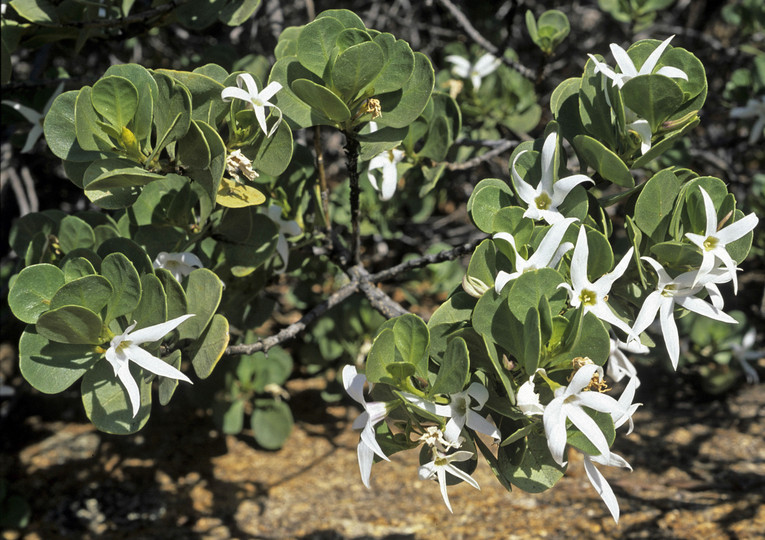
[661,283,677,297]
[579,288,598,306]
[703,236,718,251]
[535,192,552,210]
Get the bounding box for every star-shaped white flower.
[445,53,501,90]
[542,362,628,467]
[493,217,577,292]
[581,449,632,524]
[367,148,405,200]
[221,73,283,137]
[730,328,762,384]
[342,365,391,488]
[558,226,634,337]
[607,337,646,386]
[631,256,738,369]
[153,251,203,282]
[266,205,302,274]
[404,382,500,444]
[105,314,195,417]
[2,82,64,153]
[587,35,688,89]
[418,449,480,513]
[730,96,765,144]
[685,187,758,294]
[516,371,545,416]
[512,133,594,224]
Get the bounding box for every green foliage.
[525,10,570,56]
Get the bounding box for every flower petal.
[116,364,142,417]
[582,454,621,523]
[550,174,594,207]
[357,441,374,488]
[127,345,192,383]
[126,314,195,345]
[542,397,568,466]
[640,35,674,75]
[610,43,638,78]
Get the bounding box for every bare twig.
[313,126,331,231]
[435,0,535,79]
[224,280,360,356]
[370,237,484,283]
[344,134,362,265]
[446,139,516,170]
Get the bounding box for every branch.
[224,280,360,356]
[435,0,535,80]
[344,133,362,265]
[349,265,409,318]
[446,139,516,171]
[370,237,484,282]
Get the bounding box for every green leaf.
[188,314,229,379]
[215,398,245,434]
[429,337,469,396]
[369,34,415,94]
[44,90,105,161]
[100,252,142,322]
[81,359,150,435]
[82,158,165,191]
[316,8,366,30]
[179,269,224,341]
[75,86,116,153]
[62,257,97,281]
[150,71,192,160]
[130,273,167,331]
[177,119,211,169]
[91,76,139,129]
[331,41,384,102]
[621,74,684,132]
[498,429,565,492]
[155,268,189,320]
[366,327,395,384]
[291,79,351,123]
[8,264,64,324]
[579,56,618,150]
[296,16,345,77]
[248,346,293,391]
[104,64,158,142]
[156,68,228,126]
[376,52,434,129]
[393,313,430,379]
[468,181,515,233]
[521,308,542,373]
[245,119,294,177]
[251,399,293,450]
[573,134,634,188]
[97,237,154,275]
[158,349,183,406]
[19,328,100,394]
[9,0,59,24]
[634,168,680,242]
[57,215,95,253]
[218,0,261,26]
[50,275,112,314]
[269,57,335,129]
[36,305,104,345]
[506,268,567,322]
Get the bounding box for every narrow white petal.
[436,469,453,513]
[576,391,623,415]
[494,271,514,293]
[237,73,259,97]
[640,35,675,75]
[596,247,634,293]
[511,151,539,206]
[445,462,481,490]
[126,314,196,344]
[583,454,621,523]
[655,66,688,81]
[357,441,374,488]
[380,161,398,200]
[221,87,254,103]
[360,423,390,462]
[540,133,558,192]
[568,364,602,394]
[550,174,594,207]
[342,365,366,405]
[466,382,489,407]
[259,81,282,101]
[542,398,568,466]
[627,119,652,155]
[631,291,663,337]
[117,365,142,417]
[566,404,611,459]
[474,53,499,76]
[659,299,680,369]
[697,187,719,237]
[610,43,638,77]
[715,212,758,245]
[446,56,471,78]
[128,346,192,383]
[466,411,500,440]
[675,295,738,324]
[254,104,269,136]
[569,226,590,291]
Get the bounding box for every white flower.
[266,205,302,274]
[581,450,632,524]
[626,116,653,155]
[367,148,405,200]
[342,365,391,488]
[685,187,759,294]
[607,337,646,386]
[516,371,545,416]
[587,35,688,89]
[631,256,738,369]
[404,382,500,444]
[105,314,195,417]
[730,96,765,144]
[730,328,762,384]
[418,449,480,513]
[493,217,577,292]
[558,226,634,337]
[153,251,203,282]
[511,133,594,224]
[445,53,501,90]
[221,73,283,137]
[419,425,463,452]
[542,362,628,467]
[2,82,64,153]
